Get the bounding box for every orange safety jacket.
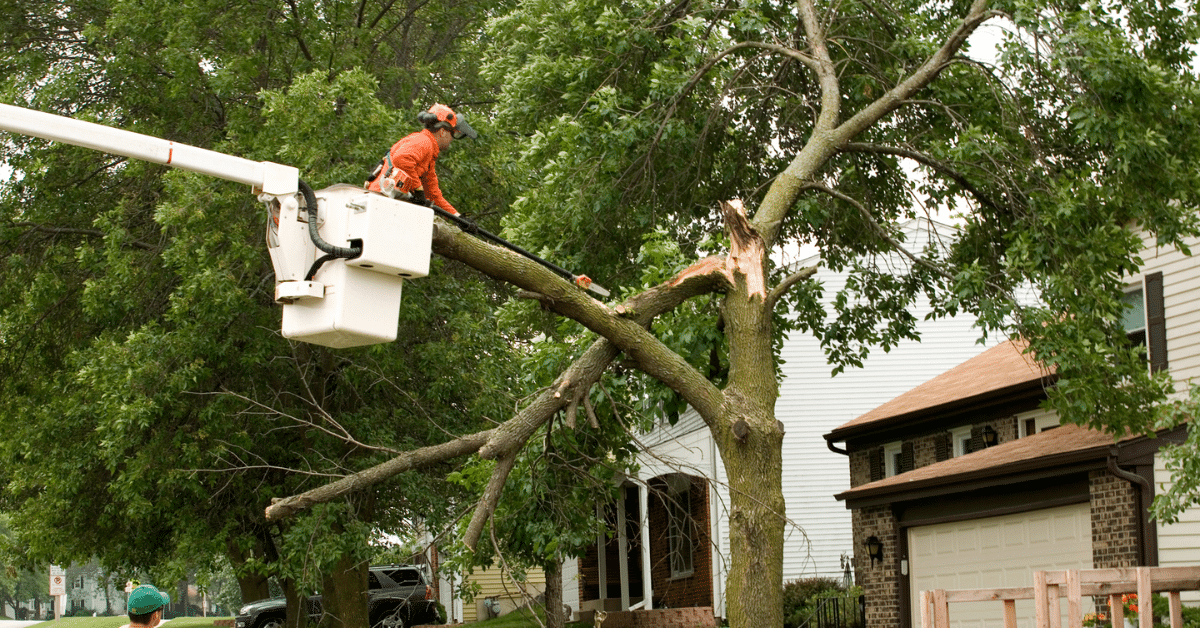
[367,129,458,215]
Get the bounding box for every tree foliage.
[5,2,1200,628]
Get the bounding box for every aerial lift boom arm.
[0,103,298,195]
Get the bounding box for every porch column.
[640,483,653,610]
[618,487,630,610]
[596,502,607,603]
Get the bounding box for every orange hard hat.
[417,103,478,139]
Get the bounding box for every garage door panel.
[909,504,1094,628]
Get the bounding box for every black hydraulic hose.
[305,253,341,282]
[429,206,581,285]
[298,179,361,280]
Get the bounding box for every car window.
[391,569,421,586]
[368,571,383,590]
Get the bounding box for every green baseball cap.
[128,584,171,614]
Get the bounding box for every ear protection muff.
[416,104,478,139]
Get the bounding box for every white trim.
[950,426,972,457]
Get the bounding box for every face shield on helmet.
[417,104,478,140]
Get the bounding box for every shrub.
[783,577,844,628]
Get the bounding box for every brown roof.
[826,340,1053,440]
[834,423,1134,505]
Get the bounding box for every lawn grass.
[24,617,233,628]
[463,607,591,628]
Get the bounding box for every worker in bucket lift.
[365,103,478,215]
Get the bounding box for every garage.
[907,503,1094,628]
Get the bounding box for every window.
[1123,272,1167,372]
[1018,410,1060,437]
[950,426,973,457]
[665,476,694,578]
[73,575,84,589]
[883,442,903,477]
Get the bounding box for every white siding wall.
[1154,452,1200,602]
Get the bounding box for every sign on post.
[48,565,65,595]
[49,565,65,620]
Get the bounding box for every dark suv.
[235,565,438,628]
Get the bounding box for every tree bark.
[284,578,308,628]
[544,559,565,628]
[318,556,370,628]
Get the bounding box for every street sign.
[49,565,65,596]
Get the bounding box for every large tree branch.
[835,0,997,140]
[797,0,841,134]
[754,0,996,247]
[431,220,729,422]
[265,430,494,520]
[265,223,732,522]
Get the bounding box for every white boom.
[0,103,297,195]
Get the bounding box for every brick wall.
[647,476,713,608]
[1090,470,1141,568]
[854,505,901,628]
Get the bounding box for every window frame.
[883,441,903,477]
[665,477,695,579]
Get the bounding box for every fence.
[919,566,1200,628]
[799,593,865,628]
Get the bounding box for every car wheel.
[373,608,405,628]
[258,616,285,628]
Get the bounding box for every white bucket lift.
[0,103,432,349]
[268,184,433,348]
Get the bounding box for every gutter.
[827,440,848,456]
[1108,445,1154,566]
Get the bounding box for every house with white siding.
[823,229,1200,628]
[571,219,998,621]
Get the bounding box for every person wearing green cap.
[122,584,171,628]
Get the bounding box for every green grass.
[464,607,591,628]
[25,617,233,628]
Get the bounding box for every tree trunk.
[228,541,272,603]
[318,557,369,628]
[714,203,785,628]
[544,559,564,628]
[284,579,308,628]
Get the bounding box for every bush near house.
[782,577,847,628]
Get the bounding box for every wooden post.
[1067,569,1083,628]
[1004,599,1018,628]
[1035,570,1050,628]
[1049,582,1062,628]
[921,591,932,628]
[1109,593,1124,628]
[1137,568,1151,628]
[933,589,950,628]
[1169,591,1183,628]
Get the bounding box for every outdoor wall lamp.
[982,425,999,448]
[865,535,884,566]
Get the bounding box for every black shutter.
[1146,272,1167,373]
[900,441,915,473]
[935,433,951,462]
[869,448,884,482]
[967,426,984,454]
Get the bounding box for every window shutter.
[900,441,915,473]
[1146,272,1167,373]
[869,448,884,482]
[935,433,950,462]
[967,426,984,454]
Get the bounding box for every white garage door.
[909,504,1094,628]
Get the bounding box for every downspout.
[1108,446,1153,565]
[828,440,849,456]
